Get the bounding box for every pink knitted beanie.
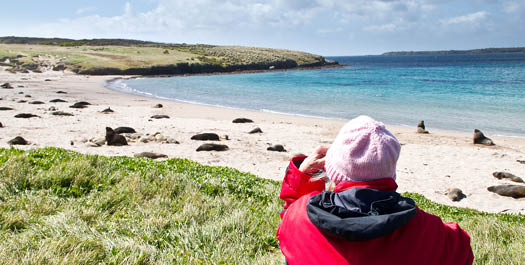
[325,115,401,184]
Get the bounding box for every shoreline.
[1,69,524,214]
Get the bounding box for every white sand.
[1,69,524,214]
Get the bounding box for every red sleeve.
[279,156,325,217]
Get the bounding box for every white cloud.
[440,11,488,26]
[75,7,95,15]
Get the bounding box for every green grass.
[0,148,523,264]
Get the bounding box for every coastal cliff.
[0,37,338,75]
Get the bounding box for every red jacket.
[277,156,473,265]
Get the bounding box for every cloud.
[440,11,488,25]
[75,7,95,15]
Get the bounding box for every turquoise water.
[109,53,525,137]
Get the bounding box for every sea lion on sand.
[267,144,287,152]
[100,107,114,114]
[0,107,14,110]
[492,172,524,183]
[114,127,136,134]
[29,101,44,105]
[105,127,128,146]
[8,136,28,145]
[51,111,74,116]
[196,143,229,152]
[232,118,253,123]
[1,83,13,89]
[134,152,168,159]
[445,188,466,202]
[17,100,27,103]
[24,95,32,98]
[151,115,170,119]
[70,102,88,109]
[56,91,67,94]
[191,133,220,141]
[152,104,163,108]
[249,127,263,134]
[473,129,494,146]
[0,122,3,128]
[14,113,38,118]
[417,120,429,134]
[487,185,525,199]
[50,99,67,103]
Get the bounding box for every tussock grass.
[0,148,523,264]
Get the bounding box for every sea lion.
[487,185,525,199]
[56,91,68,94]
[105,127,128,146]
[249,127,263,134]
[1,83,13,89]
[51,111,74,116]
[100,107,114,114]
[17,100,27,103]
[267,144,287,152]
[151,115,170,119]
[417,120,429,134]
[517,160,525,164]
[114,127,136,134]
[14,113,38,118]
[152,104,163,108]
[0,122,3,128]
[29,101,45,105]
[48,106,57,111]
[69,102,88,109]
[191,133,220,141]
[49,99,67,103]
[492,172,524,183]
[445,188,466,202]
[8,136,28,145]
[232,118,253,123]
[196,143,229,152]
[25,95,32,98]
[134,152,168,159]
[0,107,14,110]
[473,129,494,146]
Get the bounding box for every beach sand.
[1,69,524,214]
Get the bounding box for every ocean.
[108,53,525,137]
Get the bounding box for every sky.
[1,0,524,56]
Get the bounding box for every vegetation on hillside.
[0,148,523,264]
[0,37,336,75]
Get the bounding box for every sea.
[107,53,525,137]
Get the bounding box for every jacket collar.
[333,178,398,193]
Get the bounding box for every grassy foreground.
[0,148,523,265]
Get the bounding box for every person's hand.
[299,145,329,175]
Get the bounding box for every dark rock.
[233,118,254,123]
[151,115,170,119]
[0,107,14,110]
[100,107,114,114]
[249,127,263,134]
[50,99,67,103]
[134,152,168,159]
[8,136,28,145]
[267,144,287,152]
[114,127,136,134]
[105,127,128,146]
[51,111,74,116]
[196,143,229,152]
[14,113,38,118]
[493,172,524,183]
[152,103,163,108]
[29,101,45,105]
[191,133,220,141]
[52,64,66,71]
[445,188,466,202]
[417,120,429,134]
[487,185,525,199]
[56,91,68,94]
[1,83,13,89]
[473,129,494,146]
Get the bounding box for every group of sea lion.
[488,172,525,199]
[417,120,495,146]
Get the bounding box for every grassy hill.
[0,37,336,75]
[0,148,523,264]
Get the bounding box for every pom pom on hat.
[325,115,401,184]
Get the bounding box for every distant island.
[0,36,338,75]
[382,47,525,56]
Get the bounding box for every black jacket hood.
[306,188,417,241]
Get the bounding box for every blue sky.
[1,0,524,55]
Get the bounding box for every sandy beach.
[1,68,524,214]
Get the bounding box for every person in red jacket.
[277,115,473,265]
